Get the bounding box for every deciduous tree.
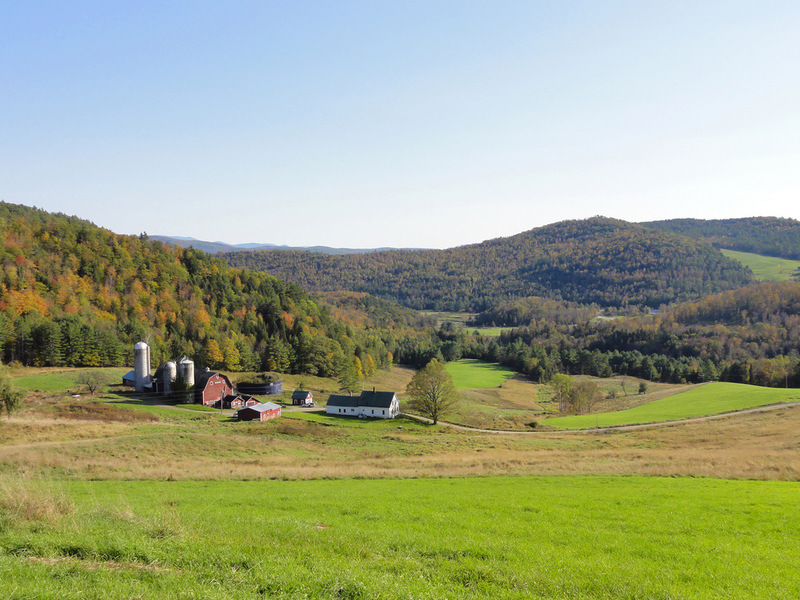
[405,359,459,425]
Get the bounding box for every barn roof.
[195,370,233,389]
[238,401,281,413]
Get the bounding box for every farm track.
[403,400,800,433]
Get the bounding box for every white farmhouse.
[326,389,399,419]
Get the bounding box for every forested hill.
[0,202,392,374]
[223,217,752,312]
[641,217,800,260]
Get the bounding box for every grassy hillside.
[224,217,752,311]
[2,476,798,599]
[721,249,800,281]
[543,382,800,429]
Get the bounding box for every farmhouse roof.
[327,391,396,409]
[359,390,396,409]
[292,389,312,400]
[327,394,360,408]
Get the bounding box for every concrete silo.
[163,361,177,395]
[134,341,151,392]
[178,356,195,387]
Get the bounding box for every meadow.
[543,382,800,429]
[445,359,516,389]
[721,248,800,281]
[2,475,799,599]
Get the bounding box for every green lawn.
[445,359,516,389]
[2,475,798,599]
[544,382,800,429]
[721,249,800,281]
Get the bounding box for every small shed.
[236,402,281,422]
[122,370,136,387]
[291,390,314,406]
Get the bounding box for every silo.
[163,361,177,395]
[178,356,195,387]
[134,342,151,392]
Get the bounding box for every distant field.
[2,476,798,599]
[469,326,512,337]
[445,359,516,389]
[721,249,800,281]
[544,382,800,429]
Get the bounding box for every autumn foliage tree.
[405,359,460,425]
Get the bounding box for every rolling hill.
[223,217,752,311]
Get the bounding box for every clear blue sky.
[3,1,799,248]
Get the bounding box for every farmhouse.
[291,389,314,406]
[236,402,281,422]
[194,370,235,406]
[326,389,399,419]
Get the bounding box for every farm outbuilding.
[291,390,313,406]
[326,389,399,419]
[236,402,281,422]
[214,394,260,409]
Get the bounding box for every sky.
[2,1,800,249]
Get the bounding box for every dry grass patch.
[0,475,73,524]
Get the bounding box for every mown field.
[543,382,800,429]
[445,359,516,390]
[721,248,800,281]
[2,476,799,599]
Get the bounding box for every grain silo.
[163,361,177,395]
[134,341,151,392]
[178,356,195,387]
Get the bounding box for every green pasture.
[544,382,800,429]
[445,359,516,389]
[10,368,127,393]
[1,476,798,599]
[721,249,800,281]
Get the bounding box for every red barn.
[194,370,234,406]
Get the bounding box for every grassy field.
[1,475,798,599]
[445,359,516,390]
[721,248,800,281]
[4,368,800,481]
[544,382,800,429]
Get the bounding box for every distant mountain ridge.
[150,235,423,255]
[222,217,753,311]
